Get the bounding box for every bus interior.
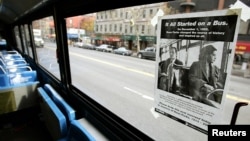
[0,0,250,141]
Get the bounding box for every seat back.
[60,120,96,141]
[37,87,68,140]
[43,84,76,125]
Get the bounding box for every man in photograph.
[158,46,183,94]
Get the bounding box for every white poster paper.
[154,9,241,133]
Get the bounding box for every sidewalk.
[231,64,250,78]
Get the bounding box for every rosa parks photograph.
[157,39,230,108]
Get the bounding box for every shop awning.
[105,37,120,41]
[140,36,156,42]
[122,35,156,42]
[67,34,78,39]
[236,41,250,54]
[93,36,102,40]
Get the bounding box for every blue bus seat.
[37,87,68,140]
[43,84,76,125]
[0,65,6,74]
[7,66,32,74]
[1,50,19,55]
[5,59,28,67]
[58,120,95,141]
[0,58,5,66]
[0,74,10,87]
[3,54,23,60]
[9,71,37,86]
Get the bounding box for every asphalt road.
[37,43,250,141]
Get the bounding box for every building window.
[114,24,117,32]
[109,24,112,32]
[120,24,122,32]
[143,9,146,18]
[142,25,145,34]
[120,10,123,18]
[96,25,98,32]
[150,9,153,16]
[125,25,128,34]
[147,25,151,34]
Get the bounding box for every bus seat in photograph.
[43,84,76,125]
[37,87,68,140]
[58,120,96,141]
[179,67,193,99]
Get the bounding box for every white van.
[33,29,44,47]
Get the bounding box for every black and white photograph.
[157,40,226,107]
[154,9,241,132]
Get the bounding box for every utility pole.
[129,6,143,52]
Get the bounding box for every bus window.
[24,24,33,58]
[20,25,29,55]
[32,16,60,79]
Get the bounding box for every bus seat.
[7,66,32,74]
[43,84,76,125]
[0,58,5,66]
[37,87,68,140]
[9,71,37,86]
[3,54,23,60]
[0,65,6,74]
[5,59,28,67]
[0,74,10,87]
[58,120,96,141]
[1,50,19,55]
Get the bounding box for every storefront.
[235,40,250,65]
[121,35,156,50]
[92,35,121,47]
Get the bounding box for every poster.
[154,9,241,133]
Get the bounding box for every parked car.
[95,44,113,52]
[137,46,156,60]
[81,43,96,50]
[72,41,83,47]
[113,47,133,56]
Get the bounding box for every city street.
[38,43,250,141]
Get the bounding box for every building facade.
[94,0,250,52]
[94,3,165,51]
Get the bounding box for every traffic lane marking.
[68,50,250,104]
[226,95,250,103]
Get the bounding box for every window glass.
[24,24,33,58]
[32,16,60,79]
[20,25,28,55]
[66,1,249,141]
[14,26,22,52]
